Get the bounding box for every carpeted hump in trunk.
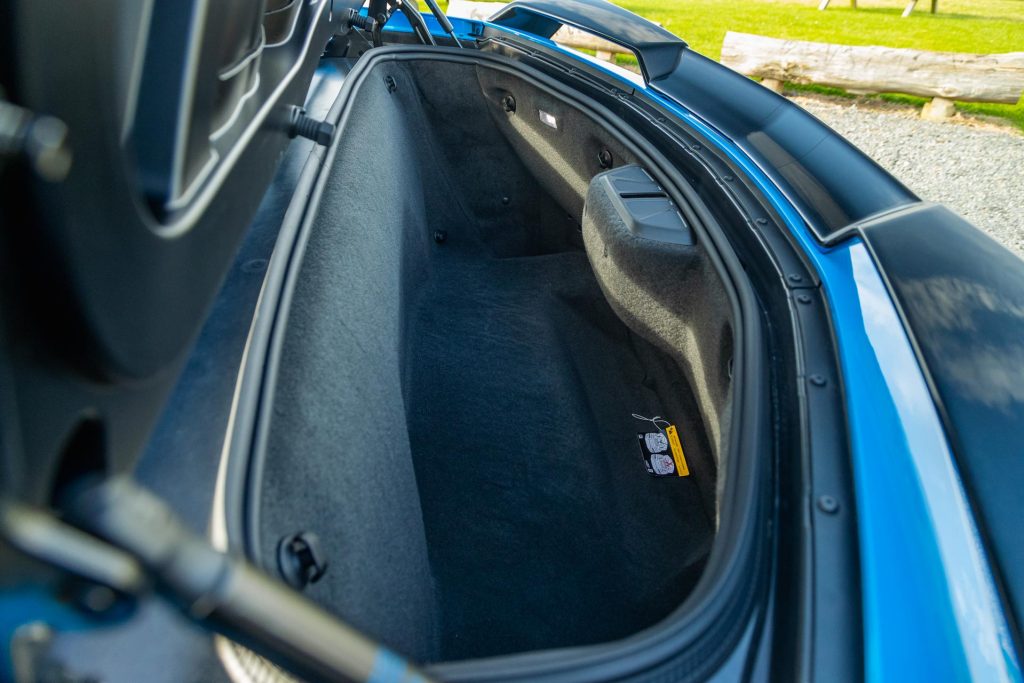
[405,231,712,660]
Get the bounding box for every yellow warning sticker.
[665,425,689,477]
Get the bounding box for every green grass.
[612,0,1024,129]
[615,0,1023,57]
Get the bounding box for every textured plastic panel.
[593,166,693,245]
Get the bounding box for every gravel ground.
[791,96,1024,258]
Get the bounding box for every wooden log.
[446,0,631,56]
[446,0,505,21]
[721,31,1024,104]
[558,30,630,56]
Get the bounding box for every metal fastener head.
[277,532,329,590]
[809,374,827,387]
[817,495,840,514]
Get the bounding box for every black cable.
[394,0,436,46]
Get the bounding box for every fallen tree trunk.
[721,31,1024,104]
[445,0,506,21]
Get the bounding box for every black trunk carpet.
[405,234,713,661]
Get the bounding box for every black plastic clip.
[278,531,329,590]
[288,106,335,146]
[345,7,378,32]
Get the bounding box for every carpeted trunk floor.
[404,232,713,660]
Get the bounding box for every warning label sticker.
[637,424,689,477]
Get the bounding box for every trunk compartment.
[245,55,737,665]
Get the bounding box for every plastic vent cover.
[596,166,693,245]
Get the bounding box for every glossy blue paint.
[472,22,1022,681]
[373,9,484,40]
[828,242,1019,681]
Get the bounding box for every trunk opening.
[243,53,742,666]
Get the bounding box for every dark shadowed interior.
[251,58,735,663]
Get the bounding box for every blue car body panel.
[435,12,1024,681]
[825,241,1019,682]
[648,77,1021,681]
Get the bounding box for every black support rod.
[63,476,432,683]
[421,0,463,47]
